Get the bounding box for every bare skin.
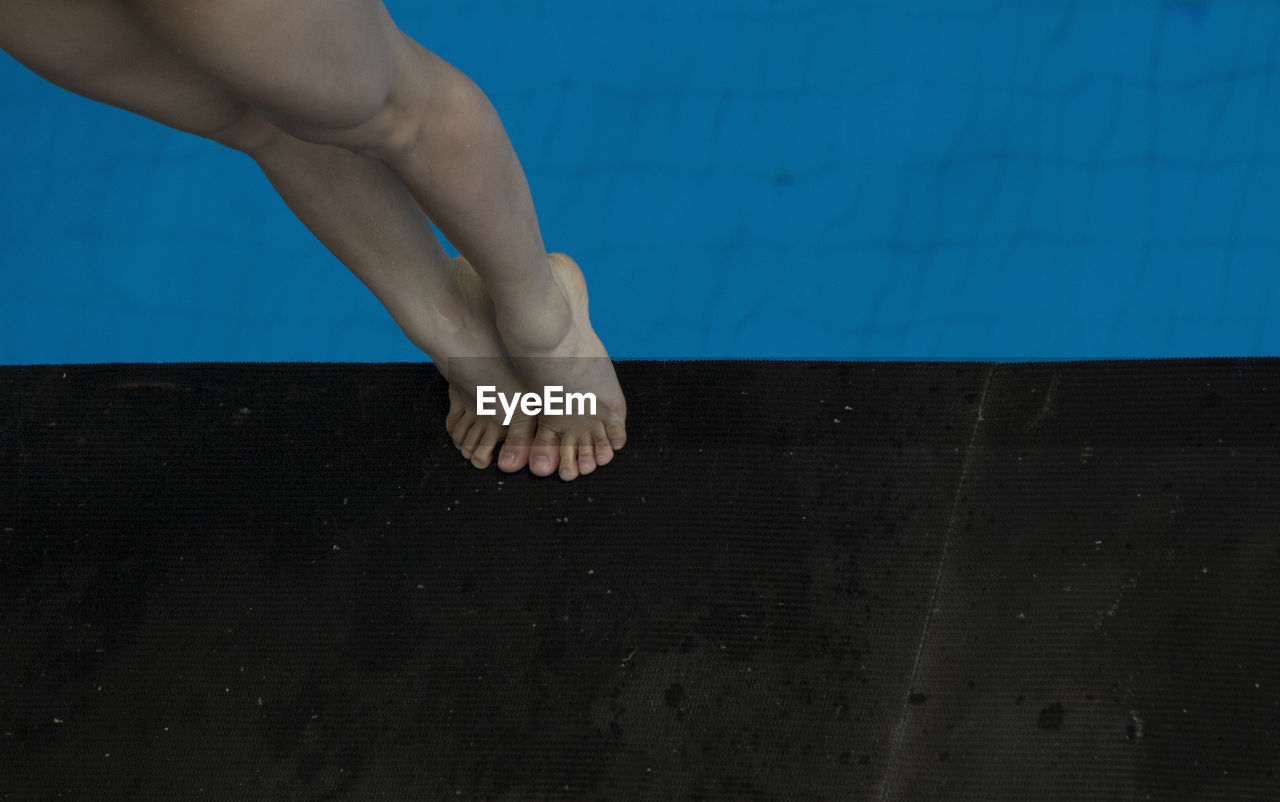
[515,253,627,479]
[0,0,626,479]
[444,252,623,478]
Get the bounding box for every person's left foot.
[432,255,536,472]
[495,252,627,481]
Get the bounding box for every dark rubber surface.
[2,360,1277,800]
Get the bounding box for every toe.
[446,387,466,432]
[530,425,560,477]
[458,418,484,458]
[446,404,465,436]
[499,414,535,472]
[470,422,502,469]
[450,412,473,449]
[593,432,615,468]
[606,418,627,451]
[576,432,599,476]
[559,438,580,481]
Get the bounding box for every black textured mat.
[2,360,1277,800]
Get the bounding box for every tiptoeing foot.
[493,252,627,481]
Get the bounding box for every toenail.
[502,451,517,468]
[533,456,550,472]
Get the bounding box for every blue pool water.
[1,1,1277,363]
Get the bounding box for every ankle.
[495,286,572,354]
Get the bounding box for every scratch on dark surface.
[873,364,995,802]
[1096,574,1141,630]
[1023,373,1061,432]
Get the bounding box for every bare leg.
[120,0,628,480]
[0,0,536,471]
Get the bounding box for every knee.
[276,39,451,163]
[197,80,419,164]
[207,77,413,165]
[325,63,478,165]
[201,104,286,156]
[254,86,423,165]
[333,96,424,163]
